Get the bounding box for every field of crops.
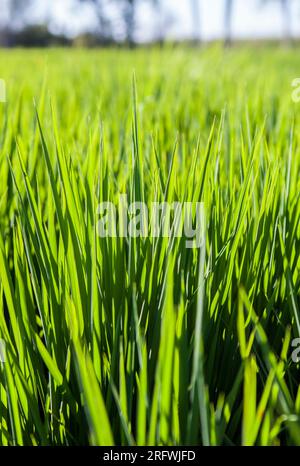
[0,46,299,446]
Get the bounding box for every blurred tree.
[262,0,292,42]
[153,0,175,45]
[190,0,201,43]
[120,0,159,46]
[79,0,158,46]
[0,0,33,45]
[78,0,112,41]
[8,0,32,27]
[12,24,70,46]
[154,0,164,44]
[279,0,291,41]
[224,0,234,46]
[122,0,135,45]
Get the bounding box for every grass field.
[0,46,299,446]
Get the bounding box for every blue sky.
[2,0,300,41]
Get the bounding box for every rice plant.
[0,46,299,446]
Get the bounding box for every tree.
[0,0,33,46]
[78,0,113,42]
[78,0,135,45]
[281,0,291,41]
[153,0,175,45]
[224,0,234,46]
[262,0,291,42]
[189,0,201,43]
[122,0,136,46]
[120,0,159,47]
[79,0,158,46]
[281,0,292,41]
[8,0,33,28]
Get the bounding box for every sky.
[1,0,300,41]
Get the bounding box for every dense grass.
[0,46,299,446]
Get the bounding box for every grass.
[0,45,299,446]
